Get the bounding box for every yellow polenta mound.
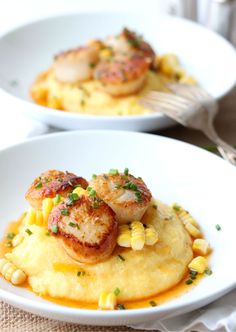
[8,201,193,303]
[30,70,170,116]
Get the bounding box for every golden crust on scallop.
[48,195,118,264]
[25,170,88,209]
[90,173,152,223]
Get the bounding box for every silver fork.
[140,83,236,165]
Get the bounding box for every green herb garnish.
[87,187,96,197]
[45,231,50,236]
[77,271,85,277]
[92,174,97,179]
[69,222,79,229]
[172,203,181,211]
[152,204,157,210]
[185,279,193,285]
[61,209,69,216]
[118,254,125,262]
[124,168,129,176]
[114,288,120,296]
[123,182,137,191]
[89,63,96,68]
[149,300,157,307]
[55,194,61,204]
[215,224,221,231]
[115,184,122,189]
[51,224,59,234]
[6,232,16,240]
[34,181,42,189]
[109,169,119,175]
[25,229,33,236]
[204,269,213,276]
[5,241,12,248]
[68,192,79,202]
[117,303,126,310]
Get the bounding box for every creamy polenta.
[7,201,192,303]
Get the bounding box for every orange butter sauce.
[0,217,205,310]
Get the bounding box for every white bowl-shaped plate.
[0,130,236,325]
[0,12,236,132]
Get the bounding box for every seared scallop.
[90,170,152,223]
[105,28,155,65]
[48,194,118,264]
[94,54,149,96]
[53,44,100,83]
[25,170,88,209]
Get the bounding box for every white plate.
[0,130,236,325]
[0,12,236,132]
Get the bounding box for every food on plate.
[30,28,196,116]
[0,168,211,310]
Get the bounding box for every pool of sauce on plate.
[0,218,205,310]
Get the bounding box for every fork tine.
[144,91,193,108]
[167,83,211,101]
[144,91,192,107]
[141,96,190,113]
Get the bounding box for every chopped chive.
[77,271,85,277]
[25,228,33,236]
[51,224,59,234]
[135,191,142,201]
[124,168,129,176]
[91,201,99,209]
[34,181,42,189]
[68,222,79,229]
[204,269,213,276]
[109,169,119,175]
[185,279,193,285]
[117,303,126,310]
[57,178,63,182]
[118,254,125,261]
[45,231,50,236]
[44,177,49,183]
[68,192,79,202]
[92,174,97,179]
[89,63,96,68]
[172,203,181,211]
[6,232,16,240]
[123,182,137,191]
[55,194,61,204]
[5,241,12,247]
[61,209,69,216]
[103,175,108,180]
[190,270,198,277]
[115,184,122,189]
[152,204,157,210]
[149,300,157,307]
[215,224,221,231]
[114,288,120,296]
[87,187,96,197]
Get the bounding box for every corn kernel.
[145,225,159,245]
[99,48,113,60]
[117,225,131,247]
[98,291,117,310]
[193,239,210,256]
[0,257,27,285]
[174,207,198,227]
[131,221,145,250]
[25,207,36,226]
[73,187,87,197]
[4,264,16,281]
[0,258,8,271]
[12,234,24,247]
[188,256,208,274]
[42,198,54,225]
[11,269,27,285]
[185,223,202,238]
[36,210,43,226]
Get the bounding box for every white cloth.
[129,289,236,332]
[0,108,48,150]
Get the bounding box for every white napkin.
[0,108,49,150]
[129,288,236,332]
